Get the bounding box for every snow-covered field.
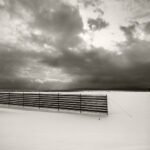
[0,91,150,150]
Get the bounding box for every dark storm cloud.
[0,77,68,91]
[8,0,84,50]
[0,43,71,90]
[79,0,103,8]
[0,43,49,90]
[0,44,31,77]
[88,17,109,31]
[35,4,83,36]
[41,38,150,90]
[40,18,150,90]
[40,21,150,90]
[0,77,38,90]
[120,24,136,41]
[0,0,150,90]
[0,0,84,90]
[5,0,83,36]
[144,21,150,34]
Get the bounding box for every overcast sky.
[0,0,150,90]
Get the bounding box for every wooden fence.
[0,92,108,114]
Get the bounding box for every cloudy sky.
[0,0,150,90]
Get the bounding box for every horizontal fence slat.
[0,92,108,114]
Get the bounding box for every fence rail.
[0,92,108,114]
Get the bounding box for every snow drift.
[0,91,150,150]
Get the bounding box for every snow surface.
[0,91,150,150]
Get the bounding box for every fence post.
[8,92,10,106]
[23,92,24,107]
[106,94,108,115]
[80,94,82,113]
[39,92,40,109]
[58,93,59,111]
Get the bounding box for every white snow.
[0,91,150,150]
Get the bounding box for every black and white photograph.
[0,0,150,149]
